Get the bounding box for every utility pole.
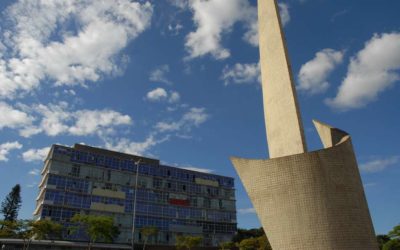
[131,159,141,250]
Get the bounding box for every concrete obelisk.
[231,0,379,249]
[258,0,306,158]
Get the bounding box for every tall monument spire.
[258,0,307,158]
[230,0,379,249]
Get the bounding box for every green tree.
[378,235,391,250]
[30,220,62,240]
[140,226,159,250]
[232,228,265,243]
[257,235,272,250]
[389,225,400,240]
[71,214,120,250]
[1,185,22,223]
[0,220,19,238]
[383,240,400,250]
[219,241,235,250]
[0,220,34,250]
[176,235,202,250]
[238,237,259,250]
[383,224,400,250]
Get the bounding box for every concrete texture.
[230,0,379,249]
[258,0,307,158]
[232,122,378,249]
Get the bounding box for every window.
[71,165,80,177]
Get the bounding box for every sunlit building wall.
[34,144,237,246]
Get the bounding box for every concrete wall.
[231,122,378,250]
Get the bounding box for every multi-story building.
[34,144,237,246]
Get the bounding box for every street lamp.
[131,159,141,250]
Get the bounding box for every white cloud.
[298,49,344,94]
[168,23,184,36]
[278,3,290,26]
[185,0,256,60]
[0,141,23,161]
[146,88,181,103]
[149,65,172,84]
[0,102,34,130]
[180,166,214,173]
[241,2,291,47]
[69,110,132,136]
[104,135,168,156]
[168,0,188,9]
[0,0,153,99]
[222,62,260,85]
[360,156,399,173]
[238,207,256,214]
[146,88,168,101]
[155,107,209,132]
[326,32,400,110]
[169,91,181,103]
[17,102,132,137]
[22,147,51,162]
[28,168,41,176]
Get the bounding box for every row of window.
[43,190,236,222]
[53,146,234,188]
[47,174,89,193]
[46,174,235,210]
[40,205,236,234]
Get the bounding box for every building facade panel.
[34,144,236,246]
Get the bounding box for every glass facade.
[34,144,237,246]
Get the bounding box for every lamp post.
[131,159,141,250]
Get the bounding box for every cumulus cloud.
[168,0,188,9]
[149,65,172,84]
[298,49,344,94]
[146,88,168,101]
[222,62,260,85]
[0,141,23,161]
[360,156,399,173]
[155,107,209,133]
[0,0,153,99]
[169,91,181,103]
[22,147,51,162]
[185,0,257,60]
[17,102,132,137]
[104,135,168,156]
[69,110,132,136]
[146,88,180,103]
[0,102,34,130]
[326,32,400,110]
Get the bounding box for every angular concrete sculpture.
[231,0,378,249]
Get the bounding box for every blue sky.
[0,0,399,235]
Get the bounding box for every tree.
[0,220,34,250]
[389,225,400,240]
[176,235,202,250]
[140,226,159,250]
[0,220,19,238]
[383,240,400,250]
[219,241,235,250]
[378,235,391,250]
[383,224,400,250]
[238,237,259,250]
[30,220,62,240]
[257,235,272,250]
[1,185,22,223]
[71,214,120,250]
[232,228,265,243]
